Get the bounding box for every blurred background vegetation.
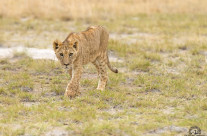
[0,0,207,20]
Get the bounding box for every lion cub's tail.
[107,53,118,73]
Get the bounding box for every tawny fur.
[53,26,118,98]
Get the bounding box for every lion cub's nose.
[64,63,69,66]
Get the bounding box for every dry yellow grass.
[0,0,207,20]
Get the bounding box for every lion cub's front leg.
[64,64,82,98]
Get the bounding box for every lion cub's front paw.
[96,87,104,91]
[64,90,80,98]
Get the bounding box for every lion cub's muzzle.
[64,63,71,69]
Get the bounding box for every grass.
[1,32,207,135]
[0,1,207,135]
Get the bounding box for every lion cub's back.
[80,26,109,64]
[81,25,108,49]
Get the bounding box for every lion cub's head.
[53,39,79,68]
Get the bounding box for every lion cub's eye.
[60,53,63,57]
[69,53,73,57]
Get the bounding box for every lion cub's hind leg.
[92,60,100,78]
[93,55,108,91]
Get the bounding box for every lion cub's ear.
[73,41,78,51]
[53,39,61,51]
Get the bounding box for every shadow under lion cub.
[53,26,118,98]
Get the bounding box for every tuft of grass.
[0,87,7,95]
[143,52,161,61]
[18,92,35,102]
[51,84,65,95]
[108,40,139,57]
[25,59,58,73]
[128,57,151,71]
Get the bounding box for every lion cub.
[53,26,118,98]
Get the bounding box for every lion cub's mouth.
[64,65,72,69]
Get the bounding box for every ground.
[0,10,207,136]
